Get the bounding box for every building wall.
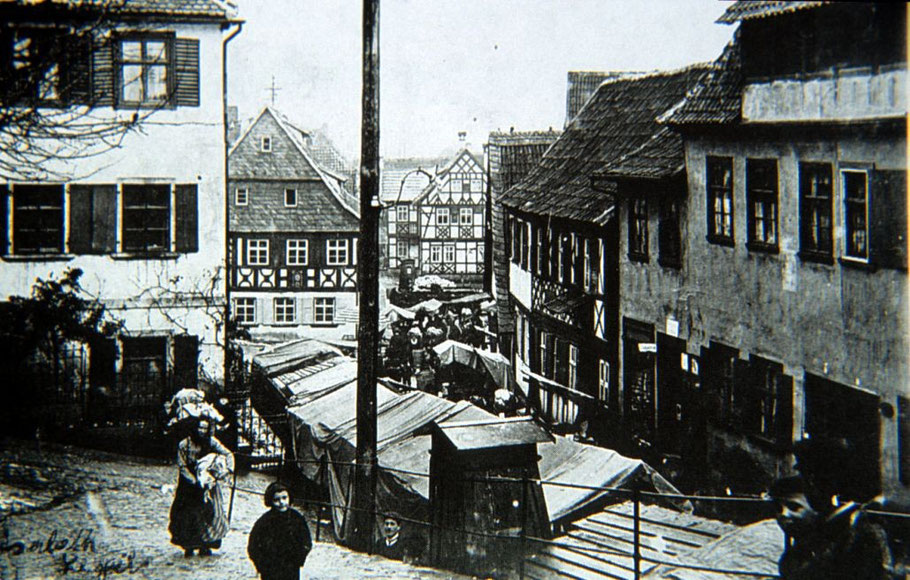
[682,129,908,499]
[0,22,228,383]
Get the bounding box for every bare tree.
[0,1,169,180]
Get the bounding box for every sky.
[227,0,736,162]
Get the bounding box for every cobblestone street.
[0,439,469,580]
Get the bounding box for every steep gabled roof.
[660,32,742,127]
[503,65,709,226]
[3,0,239,21]
[488,129,561,193]
[229,106,359,220]
[716,1,827,24]
[379,157,444,203]
[565,71,638,125]
[411,148,484,206]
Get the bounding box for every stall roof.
[436,417,553,451]
[252,339,343,376]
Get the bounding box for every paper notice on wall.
[666,318,679,338]
[638,343,657,353]
[680,353,689,371]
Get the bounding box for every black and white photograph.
[0,1,907,578]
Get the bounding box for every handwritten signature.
[1,527,151,577]
[60,550,151,577]
[1,527,96,556]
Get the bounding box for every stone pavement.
[0,439,471,580]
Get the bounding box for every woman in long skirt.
[168,418,234,556]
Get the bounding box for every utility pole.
[347,0,380,552]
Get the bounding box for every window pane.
[122,65,143,102]
[121,41,142,61]
[146,41,167,62]
[146,65,168,101]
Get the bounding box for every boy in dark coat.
[248,482,312,580]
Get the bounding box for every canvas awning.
[432,340,512,391]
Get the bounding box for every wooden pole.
[347,0,380,553]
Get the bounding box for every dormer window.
[261,136,272,152]
[284,188,297,207]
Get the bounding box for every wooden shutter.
[775,374,794,447]
[0,184,8,256]
[173,334,199,391]
[93,185,117,253]
[66,32,93,104]
[174,38,200,107]
[69,185,93,254]
[175,184,198,253]
[91,37,114,106]
[870,169,907,270]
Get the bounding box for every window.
[746,159,779,251]
[8,29,66,103]
[284,189,297,207]
[286,239,308,265]
[536,227,549,277]
[436,207,450,226]
[12,184,64,254]
[122,184,170,252]
[659,198,681,268]
[568,344,578,389]
[274,297,296,324]
[314,297,335,324]
[396,205,409,222]
[459,208,473,225]
[461,179,471,193]
[598,360,610,408]
[326,239,349,265]
[261,137,272,152]
[842,169,869,261]
[430,244,442,263]
[444,244,455,263]
[706,157,734,244]
[799,163,833,262]
[234,297,256,324]
[628,195,649,262]
[247,239,269,265]
[118,36,170,105]
[235,188,249,206]
[522,222,531,270]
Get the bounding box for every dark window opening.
[658,197,681,268]
[799,162,833,262]
[13,184,64,254]
[746,159,779,252]
[706,157,734,245]
[122,184,170,252]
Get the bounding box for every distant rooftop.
[1,0,239,20]
[717,1,827,24]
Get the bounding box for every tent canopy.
[433,339,512,391]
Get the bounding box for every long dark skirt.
[168,476,228,549]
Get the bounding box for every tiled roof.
[596,125,685,180]
[229,107,359,230]
[717,1,826,24]
[660,32,742,127]
[565,71,637,125]
[410,148,484,206]
[379,157,444,203]
[7,0,238,19]
[503,65,709,226]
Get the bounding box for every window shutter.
[92,185,117,253]
[0,184,8,256]
[175,184,198,253]
[69,185,93,253]
[66,32,93,104]
[870,169,907,270]
[91,37,114,106]
[173,334,199,391]
[775,374,794,446]
[732,358,750,428]
[174,38,200,107]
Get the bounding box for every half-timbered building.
[228,107,360,341]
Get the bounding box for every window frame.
[246,239,269,266]
[260,136,272,152]
[706,156,735,246]
[121,183,171,253]
[842,168,870,263]
[745,158,779,253]
[459,207,473,225]
[396,205,409,222]
[234,297,256,325]
[628,194,649,262]
[443,244,455,263]
[436,206,450,226]
[116,34,174,107]
[798,162,834,263]
[273,297,296,324]
[658,196,682,268]
[284,188,297,208]
[286,239,308,266]
[11,183,65,255]
[326,238,349,266]
[235,187,249,206]
[313,296,336,325]
[430,244,442,263]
